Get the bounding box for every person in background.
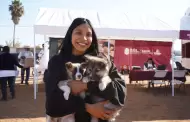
[0,46,3,55]
[0,46,23,101]
[101,41,114,62]
[175,61,190,74]
[38,44,44,61]
[144,58,156,70]
[18,47,33,85]
[38,43,49,74]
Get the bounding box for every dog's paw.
[64,92,70,100]
[110,118,116,122]
[82,77,89,83]
[59,85,68,92]
[99,82,107,91]
[58,80,68,88]
[101,76,112,83]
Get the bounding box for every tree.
[9,0,24,47]
[5,40,21,48]
[14,40,21,47]
[5,40,13,47]
[35,45,41,49]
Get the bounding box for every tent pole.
[171,39,175,96]
[107,39,110,61]
[33,29,37,99]
[44,35,47,43]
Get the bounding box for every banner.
[182,41,190,69]
[182,41,190,58]
[180,30,190,40]
[114,40,172,70]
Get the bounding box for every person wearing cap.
[18,47,33,85]
[38,44,44,61]
[101,41,114,62]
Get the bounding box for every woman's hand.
[68,80,87,95]
[86,101,114,120]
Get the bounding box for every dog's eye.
[87,69,92,72]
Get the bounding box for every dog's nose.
[78,75,82,78]
[77,74,82,79]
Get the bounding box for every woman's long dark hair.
[59,18,99,58]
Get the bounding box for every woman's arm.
[14,59,23,68]
[87,62,126,106]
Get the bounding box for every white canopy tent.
[33,8,179,99]
[34,8,179,41]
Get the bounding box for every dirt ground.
[0,75,190,122]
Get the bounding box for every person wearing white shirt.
[18,47,33,85]
[37,43,49,74]
[38,44,44,61]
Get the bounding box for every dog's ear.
[81,62,88,69]
[83,54,91,61]
[65,62,73,69]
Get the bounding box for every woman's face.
[71,23,92,55]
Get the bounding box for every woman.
[45,18,126,122]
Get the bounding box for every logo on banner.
[124,48,161,55]
[124,48,129,55]
[154,49,161,55]
[187,34,190,39]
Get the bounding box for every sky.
[0,0,189,50]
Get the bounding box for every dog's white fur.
[58,80,71,100]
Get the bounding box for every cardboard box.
[24,58,34,67]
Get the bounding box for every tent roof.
[34,8,179,42]
[180,7,190,30]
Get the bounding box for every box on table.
[24,58,34,67]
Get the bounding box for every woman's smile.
[77,42,88,46]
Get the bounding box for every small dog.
[58,62,86,100]
[57,62,86,122]
[81,55,122,122]
[57,55,122,122]
[82,55,112,91]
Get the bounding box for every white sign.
[124,48,161,56]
